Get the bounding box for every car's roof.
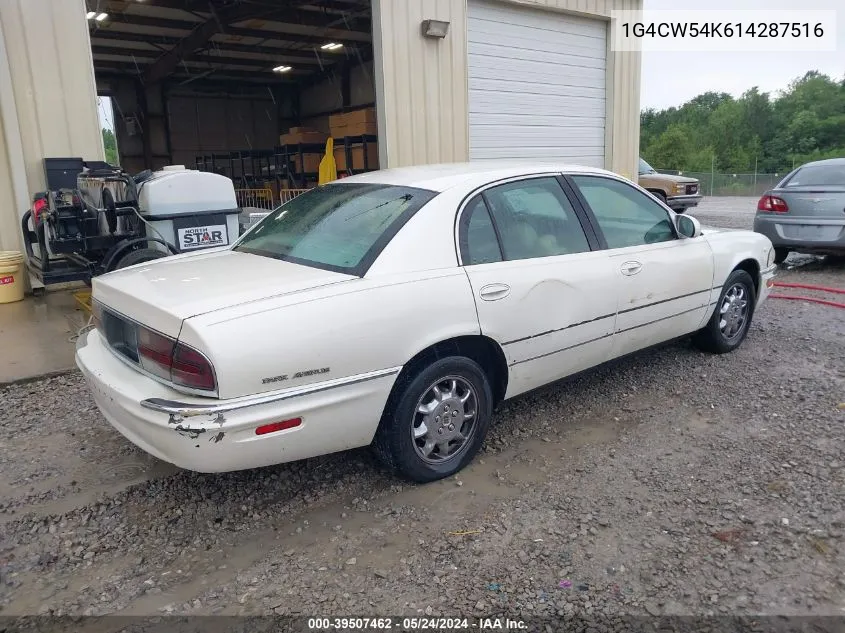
[338,161,618,193]
[799,157,845,168]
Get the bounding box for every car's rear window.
[783,164,845,187]
[234,183,437,275]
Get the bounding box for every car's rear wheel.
[693,269,756,354]
[114,247,167,270]
[774,248,790,264]
[373,356,493,483]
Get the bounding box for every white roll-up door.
[467,0,608,167]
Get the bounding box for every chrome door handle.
[479,283,510,301]
[620,261,642,276]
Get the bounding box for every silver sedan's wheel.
[412,376,478,464]
[718,283,750,340]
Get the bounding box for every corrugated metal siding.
[373,0,640,178]
[0,0,102,254]
[373,0,469,168]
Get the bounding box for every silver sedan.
[753,158,845,263]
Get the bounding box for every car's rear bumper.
[75,329,399,472]
[754,216,845,253]
[667,194,702,209]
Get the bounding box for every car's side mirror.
[676,214,702,239]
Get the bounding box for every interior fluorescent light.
[95,12,108,21]
[320,42,343,50]
[86,11,97,19]
[273,65,292,73]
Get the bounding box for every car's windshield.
[783,164,845,188]
[638,158,656,174]
[234,183,436,275]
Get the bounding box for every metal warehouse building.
[0,0,642,261]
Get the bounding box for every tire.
[693,269,756,354]
[373,356,494,483]
[650,190,668,205]
[774,248,790,264]
[114,247,167,270]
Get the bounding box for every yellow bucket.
[0,251,26,304]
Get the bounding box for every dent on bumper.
[75,329,400,472]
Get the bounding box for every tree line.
[102,128,118,166]
[640,71,845,175]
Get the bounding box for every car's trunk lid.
[772,186,845,219]
[93,249,356,337]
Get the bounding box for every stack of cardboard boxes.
[278,127,330,176]
[329,107,378,172]
[277,107,379,179]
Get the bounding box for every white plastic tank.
[137,166,240,253]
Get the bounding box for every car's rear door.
[458,175,618,398]
[567,174,715,360]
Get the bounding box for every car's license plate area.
[782,225,842,241]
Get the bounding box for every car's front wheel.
[774,248,790,264]
[373,356,493,483]
[693,269,756,354]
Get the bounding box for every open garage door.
[87,0,378,196]
[467,0,607,167]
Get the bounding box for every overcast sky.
[642,0,845,110]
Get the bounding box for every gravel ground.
[1,197,844,628]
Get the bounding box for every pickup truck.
[638,158,702,214]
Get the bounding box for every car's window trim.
[453,173,600,266]
[234,183,438,277]
[556,175,605,250]
[564,173,681,248]
[458,194,504,265]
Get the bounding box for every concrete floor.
[0,290,88,384]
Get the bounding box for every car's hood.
[92,249,356,336]
[641,172,698,184]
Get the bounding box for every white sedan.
[76,162,777,482]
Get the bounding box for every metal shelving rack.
[195,134,379,188]
[333,134,378,177]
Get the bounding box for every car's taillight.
[137,325,216,392]
[757,195,789,213]
[138,327,175,381]
[172,342,216,391]
[91,300,104,332]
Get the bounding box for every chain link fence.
[656,170,786,197]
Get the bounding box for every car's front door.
[458,175,618,398]
[568,174,715,359]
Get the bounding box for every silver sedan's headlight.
[766,247,775,267]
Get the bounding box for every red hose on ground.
[769,294,845,309]
[772,282,845,295]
